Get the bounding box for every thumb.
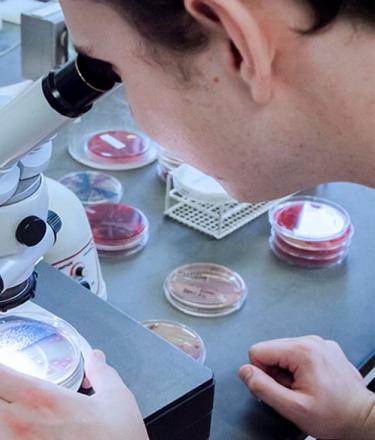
[239,365,306,422]
[85,350,130,398]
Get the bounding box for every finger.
[81,376,92,390]
[239,364,307,422]
[268,367,294,388]
[249,337,321,372]
[0,363,48,403]
[85,350,132,400]
[249,340,299,371]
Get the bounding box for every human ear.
[184,0,276,104]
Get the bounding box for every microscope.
[0,53,119,311]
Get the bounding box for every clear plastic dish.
[164,263,247,317]
[269,196,352,243]
[157,147,184,182]
[269,237,349,269]
[85,203,149,256]
[59,171,123,206]
[87,130,148,163]
[143,320,206,364]
[0,312,84,390]
[275,224,354,251]
[271,231,350,260]
[172,165,234,204]
[69,131,157,171]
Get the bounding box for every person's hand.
[239,336,375,440]
[0,350,149,440]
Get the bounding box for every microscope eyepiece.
[42,54,120,118]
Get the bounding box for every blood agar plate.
[268,196,353,268]
[87,131,147,162]
[0,313,84,390]
[69,130,157,171]
[85,203,149,256]
[269,196,351,242]
[59,171,123,206]
[269,237,349,269]
[164,263,248,317]
[143,320,206,364]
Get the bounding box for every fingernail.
[240,365,253,383]
[93,350,106,363]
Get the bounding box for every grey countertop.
[1,22,374,440]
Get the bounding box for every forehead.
[60,0,135,61]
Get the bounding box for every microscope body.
[0,55,118,311]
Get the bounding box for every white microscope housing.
[0,54,119,311]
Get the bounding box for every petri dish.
[269,196,351,244]
[172,165,234,204]
[85,203,149,256]
[275,224,354,251]
[271,231,350,259]
[0,313,84,390]
[143,320,206,364]
[69,131,157,171]
[157,147,184,182]
[164,263,248,317]
[269,236,349,269]
[59,171,123,206]
[87,130,148,164]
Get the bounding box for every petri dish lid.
[172,165,235,204]
[164,263,248,318]
[87,130,148,161]
[143,320,206,364]
[85,203,149,250]
[269,196,352,242]
[0,312,83,387]
[59,171,123,206]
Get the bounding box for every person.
[0,0,374,438]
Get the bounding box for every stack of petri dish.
[268,196,354,269]
[59,171,123,206]
[157,146,184,182]
[164,263,248,317]
[85,203,149,256]
[143,320,206,364]
[0,312,85,391]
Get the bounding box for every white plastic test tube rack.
[164,171,284,240]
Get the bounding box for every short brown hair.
[95,0,374,53]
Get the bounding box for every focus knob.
[16,216,47,247]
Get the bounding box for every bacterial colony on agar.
[59,171,123,205]
[85,202,149,256]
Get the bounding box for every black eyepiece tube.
[42,54,120,118]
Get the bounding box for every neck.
[327,25,375,188]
